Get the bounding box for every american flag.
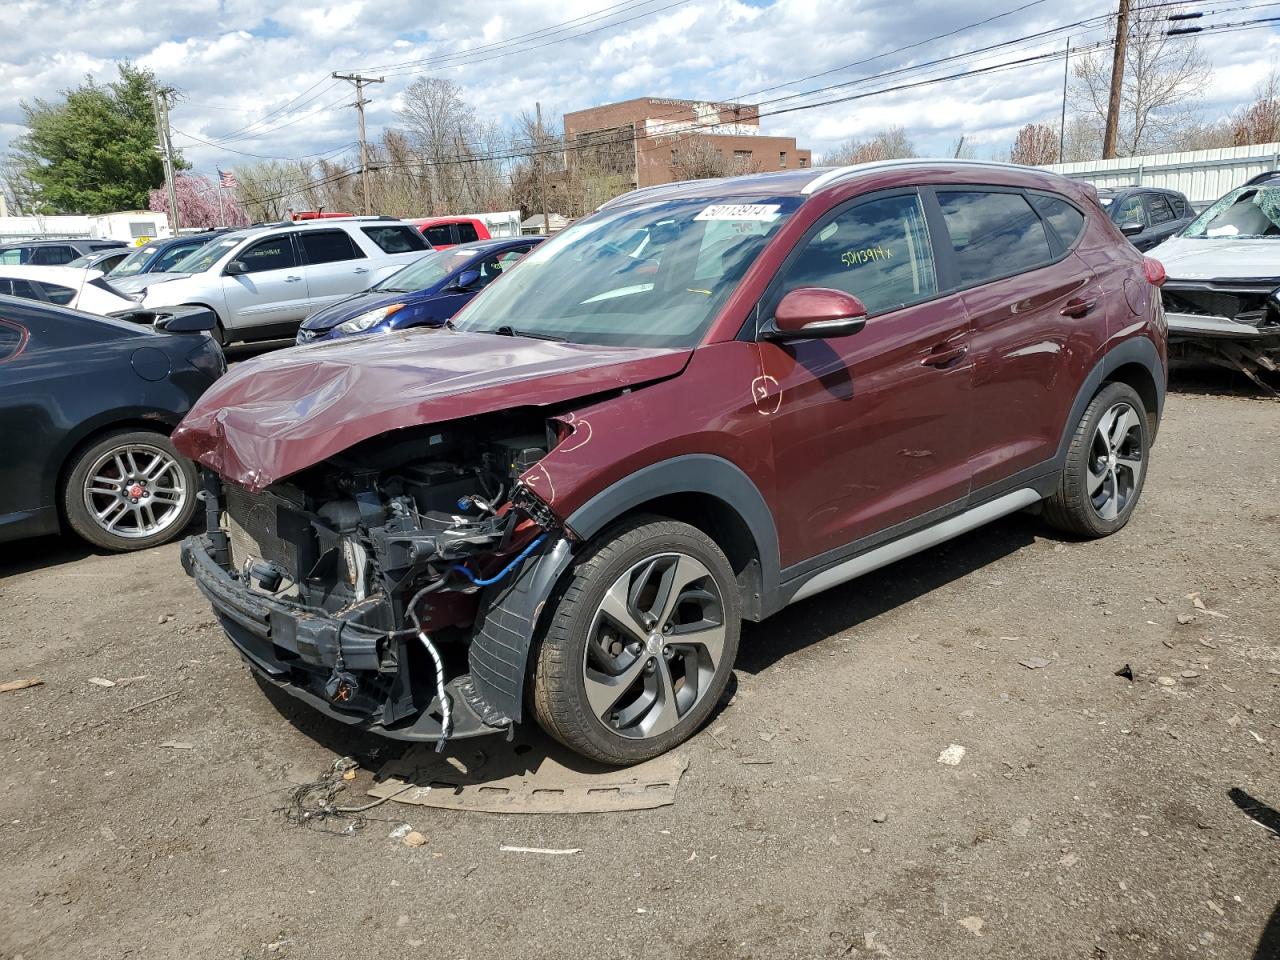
[218,169,237,190]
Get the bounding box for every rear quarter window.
[36,282,77,305]
[1028,194,1087,249]
[362,225,430,254]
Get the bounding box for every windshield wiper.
[491,324,565,342]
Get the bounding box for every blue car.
[296,237,542,343]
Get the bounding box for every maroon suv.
[175,160,1167,764]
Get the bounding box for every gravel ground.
[1,379,1277,960]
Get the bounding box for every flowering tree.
[1010,123,1060,166]
[149,173,249,229]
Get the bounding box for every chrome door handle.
[285,275,303,283]
[353,267,370,274]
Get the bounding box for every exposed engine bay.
[188,409,569,744]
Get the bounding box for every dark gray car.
[0,237,127,266]
[1096,187,1196,251]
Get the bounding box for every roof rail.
[800,157,1037,195]
[1244,170,1279,185]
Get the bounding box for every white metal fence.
[1043,142,1280,207]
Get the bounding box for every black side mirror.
[453,268,482,290]
[224,260,248,276]
[153,306,219,333]
[1119,221,1145,237]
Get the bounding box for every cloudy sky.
[3,0,1279,179]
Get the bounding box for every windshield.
[110,244,163,277]
[1183,185,1280,238]
[453,196,800,347]
[170,236,242,273]
[375,249,472,292]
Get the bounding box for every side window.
[0,319,28,362]
[298,230,364,264]
[1115,194,1148,226]
[423,224,454,247]
[237,236,297,273]
[31,245,77,265]
[1146,194,1175,224]
[1172,195,1190,218]
[456,222,480,243]
[1028,194,1086,249]
[154,242,202,273]
[0,250,22,265]
[362,225,430,253]
[496,250,527,269]
[778,192,937,315]
[0,278,45,301]
[36,282,76,305]
[937,190,1053,286]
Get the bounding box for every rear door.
[760,189,974,563]
[1141,192,1181,248]
[936,188,1098,493]
[297,229,371,310]
[220,234,309,331]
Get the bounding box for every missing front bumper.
[180,534,511,742]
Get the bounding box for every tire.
[63,429,200,552]
[1044,381,1151,538]
[531,515,741,765]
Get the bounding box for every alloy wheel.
[1088,401,1144,521]
[583,552,727,740]
[82,442,189,540]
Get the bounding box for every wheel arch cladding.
[468,455,780,725]
[1057,337,1165,460]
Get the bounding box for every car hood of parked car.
[171,328,692,492]
[109,272,190,296]
[298,287,440,333]
[1150,236,1280,282]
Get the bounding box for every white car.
[113,217,432,344]
[0,265,139,314]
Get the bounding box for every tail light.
[1143,257,1166,286]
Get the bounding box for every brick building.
[563,97,812,189]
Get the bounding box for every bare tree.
[1231,67,1280,146]
[1010,123,1060,165]
[232,160,317,221]
[1069,7,1210,156]
[670,139,730,180]
[822,126,916,165]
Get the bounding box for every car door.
[220,234,309,332]
[759,189,974,563]
[1142,192,1181,248]
[297,229,371,310]
[938,188,1098,493]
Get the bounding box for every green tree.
[10,62,185,214]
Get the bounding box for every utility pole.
[1102,0,1131,159]
[332,72,384,215]
[151,86,180,234]
[536,101,551,236]
[1059,38,1071,163]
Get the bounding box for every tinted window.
[37,282,76,305]
[299,229,364,264]
[89,243,120,251]
[154,241,204,273]
[1114,194,1147,226]
[31,245,77,265]
[364,225,430,253]
[1028,194,1086,248]
[455,222,480,243]
[1147,194,1175,224]
[423,225,454,247]
[238,236,296,273]
[0,278,44,300]
[779,193,937,315]
[0,319,26,361]
[1171,195,1190,218]
[938,191,1053,286]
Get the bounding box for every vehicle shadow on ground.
[0,534,97,580]
[735,512,1044,676]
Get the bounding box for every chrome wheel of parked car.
[584,553,727,740]
[64,430,200,552]
[1089,401,1145,521]
[83,442,189,539]
[533,516,741,765]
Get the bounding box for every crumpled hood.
[172,327,691,491]
[1151,236,1280,283]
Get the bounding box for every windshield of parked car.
[1183,185,1280,238]
[110,244,163,277]
[453,196,801,347]
[374,249,473,292]
[170,236,243,273]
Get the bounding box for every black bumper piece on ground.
[180,534,510,742]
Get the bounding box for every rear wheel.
[532,516,740,765]
[1044,381,1150,538]
[63,430,199,551]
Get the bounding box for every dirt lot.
[2,375,1278,960]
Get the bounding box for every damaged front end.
[1162,283,1280,388]
[180,411,570,746]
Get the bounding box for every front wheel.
[1044,381,1151,538]
[531,516,741,765]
